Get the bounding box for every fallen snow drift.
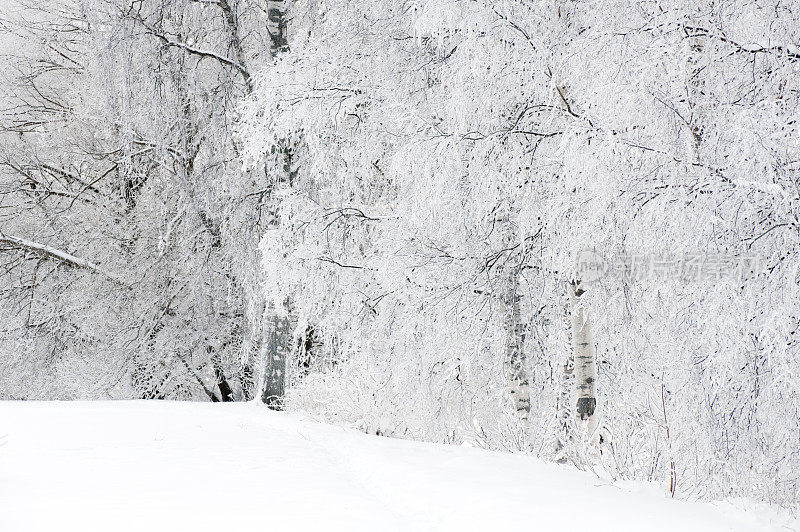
[0,401,794,531]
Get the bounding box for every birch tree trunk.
[267,0,289,54]
[687,29,706,160]
[568,280,597,436]
[257,307,290,408]
[255,0,293,409]
[504,265,530,420]
[555,286,574,459]
[501,210,530,421]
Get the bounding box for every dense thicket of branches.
[240,0,800,506]
[0,0,276,401]
[1,0,798,508]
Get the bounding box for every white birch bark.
[688,33,705,159]
[257,305,290,408]
[500,209,530,421]
[555,287,575,459]
[505,267,530,420]
[255,0,293,408]
[568,280,597,435]
[267,0,289,55]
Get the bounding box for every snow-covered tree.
[1,0,798,508]
[0,0,279,402]
[241,0,800,505]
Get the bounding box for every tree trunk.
[500,209,530,421]
[687,31,705,159]
[569,280,597,435]
[254,0,294,410]
[257,308,290,409]
[267,0,289,54]
[209,347,235,402]
[505,266,530,421]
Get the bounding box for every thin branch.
[480,0,536,50]
[684,25,800,62]
[318,256,375,271]
[146,29,251,86]
[746,223,792,250]
[555,85,581,121]
[0,230,128,286]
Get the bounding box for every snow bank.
[0,401,794,531]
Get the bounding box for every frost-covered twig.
[0,231,127,286]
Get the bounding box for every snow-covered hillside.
[0,401,793,531]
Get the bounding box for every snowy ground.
[0,401,795,531]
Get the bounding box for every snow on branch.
[146,29,252,86]
[0,231,128,286]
